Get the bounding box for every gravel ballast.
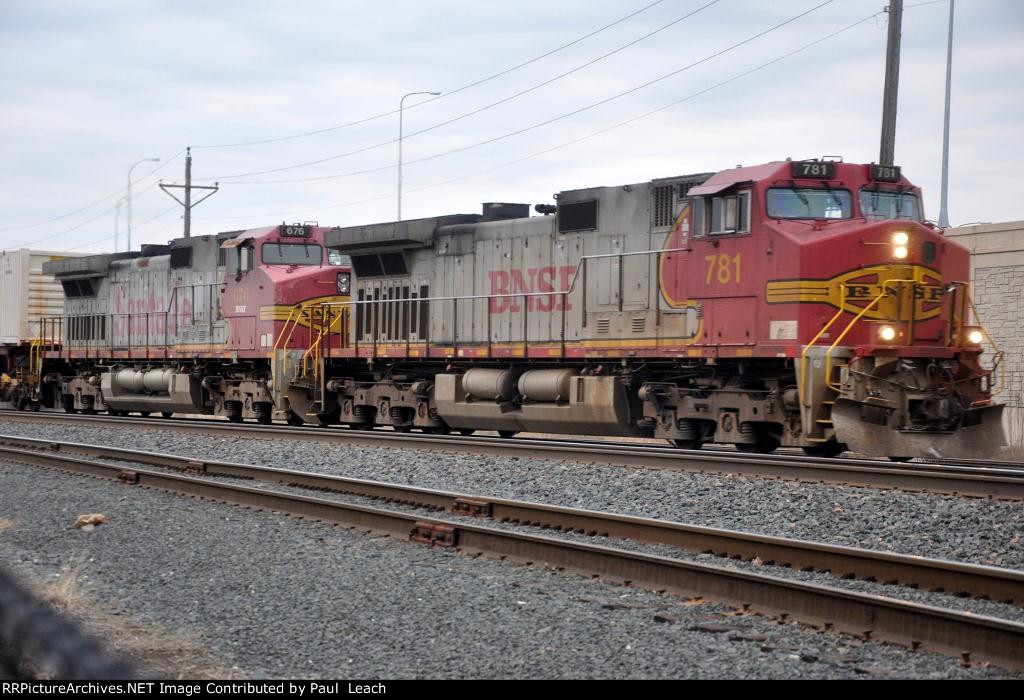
[1,459,1021,679]
[51,450,1024,626]
[1,418,1021,571]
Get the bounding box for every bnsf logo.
[844,284,944,301]
[487,266,576,313]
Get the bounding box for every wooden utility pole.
[159,147,219,238]
[879,0,903,166]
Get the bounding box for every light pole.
[114,198,123,253]
[126,157,160,252]
[938,0,955,228]
[398,91,440,221]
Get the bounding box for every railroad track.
[2,411,1023,500]
[1,435,1023,670]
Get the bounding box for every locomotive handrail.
[314,247,691,308]
[821,278,918,394]
[964,288,1005,397]
[306,246,690,359]
[314,246,691,355]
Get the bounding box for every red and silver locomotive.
[284,158,1003,459]
[41,224,350,423]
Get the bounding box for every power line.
[191,0,668,150]
[0,150,185,233]
[198,7,879,224]
[204,0,721,182]
[65,204,180,252]
[14,181,161,249]
[217,0,837,186]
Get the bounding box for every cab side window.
[710,191,750,235]
[239,243,253,275]
[693,190,750,237]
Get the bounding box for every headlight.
[893,245,908,259]
[879,326,897,342]
[337,273,350,295]
[967,329,984,345]
[892,231,909,246]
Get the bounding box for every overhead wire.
[202,0,722,181]
[199,7,881,223]
[191,0,668,149]
[15,181,162,248]
[1,149,186,233]
[211,0,836,186]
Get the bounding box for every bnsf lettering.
[488,266,575,313]
[844,284,942,301]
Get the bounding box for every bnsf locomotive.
[281,159,1003,460]
[38,159,1004,460]
[40,225,350,423]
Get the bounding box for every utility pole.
[879,0,903,166]
[938,0,955,228]
[159,147,219,238]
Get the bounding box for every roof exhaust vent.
[481,202,529,221]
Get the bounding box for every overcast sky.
[2,0,1022,253]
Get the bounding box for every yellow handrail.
[301,307,344,378]
[799,302,846,406]
[964,289,1005,396]
[799,278,916,404]
[823,279,917,392]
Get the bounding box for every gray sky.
[2,0,1022,253]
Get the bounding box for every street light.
[126,157,160,252]
[397,91,440,221]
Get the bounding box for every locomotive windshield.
[859,189,921,221]
[262,242,323,265]
[766,188,852,219]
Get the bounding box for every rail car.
[40,225,351,423]
[279,159,1005,459]
[0,249,84,410]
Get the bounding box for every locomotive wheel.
[161,412,174,419]
[30,401,41,412]
[888,456,913,462]
[802,441,844,458]
[393,423,412,433]
[139,411,151,417]
[256,413,273,425]
[497,430,517,439]
[227,412,244,423]
[285,411,305,426]
[671,439,703,450]
[458,429,476,436]
[735,433,780,454]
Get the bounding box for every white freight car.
[1,249,83,404]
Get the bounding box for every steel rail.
[1,411,1023,500]
[1,434,1021,607]
[0,443,1022,670]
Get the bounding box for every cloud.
[1,0,1022,252]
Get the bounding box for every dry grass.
[0,517,11,534]
[15,561,241,679]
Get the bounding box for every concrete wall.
[946,221,1024,446]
